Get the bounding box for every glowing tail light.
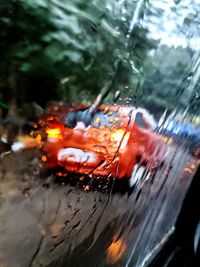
[46,127,62,140]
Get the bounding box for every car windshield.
[1,2,200,267]
[91,110,122,129]
[135,110,157,131]
[135,112,147,129]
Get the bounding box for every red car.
[40,105,167,186]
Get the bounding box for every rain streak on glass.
[0,1,199,267]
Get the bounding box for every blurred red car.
[40,105,167,184]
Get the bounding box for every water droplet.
[22,188,30,197]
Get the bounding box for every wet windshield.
[91,110,122,128]
[0,1,200,267]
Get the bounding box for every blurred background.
[0,1,200,267]
[0,0,200,120]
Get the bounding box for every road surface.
[0,144,199,267]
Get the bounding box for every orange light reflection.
[46,128,61,139]
[106,238,126,264]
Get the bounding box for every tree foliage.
[140,45,192,117]
[0,0,199,118]
[0,0,154,108]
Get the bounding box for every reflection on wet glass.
[0,0,200,267]
[107,237,127,264]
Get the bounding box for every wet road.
[0,144,198,267]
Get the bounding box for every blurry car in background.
[159,119,200,158]
[40,104,168,186]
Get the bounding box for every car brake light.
[46,128,62,139]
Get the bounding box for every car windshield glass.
[135,112,147,129]
[63,111,77,128]
[2,2,200,267]
[91,110,121,129]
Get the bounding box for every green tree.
[139,45,192,117]
[0,0,153,111]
